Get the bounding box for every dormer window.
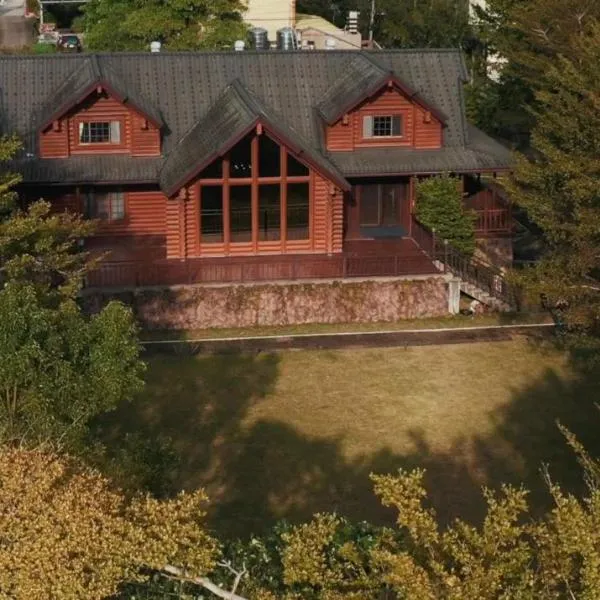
[79,121,121,144]
[363,115,403,138]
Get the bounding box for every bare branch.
[163,565,249,600]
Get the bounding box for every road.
[0,0,34,49]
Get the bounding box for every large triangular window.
[197,131,311,246]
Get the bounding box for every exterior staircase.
[412,217,518,312]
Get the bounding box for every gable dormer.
[38,56,163,159]
[318,55,446,152]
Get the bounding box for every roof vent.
[325,37,337,50]
[276,27,298,51]
[234,40,245,51]
[347,11,359,34]
[249,27,270,50]
[150,41,162,53]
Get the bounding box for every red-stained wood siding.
[94,189,166,237]
[131,113,161,157]
[325,86,443,151]
[39,90,161,158]
[39,120,70,158]
[414,106,443,148]
[166,195,184,259]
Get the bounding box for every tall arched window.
[197,131,311,250]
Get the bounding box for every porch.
[85,236,440,289]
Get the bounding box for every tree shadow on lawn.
[92,342,600,540]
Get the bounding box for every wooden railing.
[474,208,511,235]
[85,252,440,289]
[411,216,519,307]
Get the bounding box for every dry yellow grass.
[98,337,600,539]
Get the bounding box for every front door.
[347,182,410,239]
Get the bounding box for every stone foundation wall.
[83,277,450,330]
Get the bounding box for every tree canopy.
[83,0,248,51]
[506,21,600,330]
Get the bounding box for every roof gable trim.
[162,117,350,197]
[39,80,163,133]
[320,75,448,127]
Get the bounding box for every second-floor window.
[363,115,403,138]
[84,190,125,221]
[79,121,121,144]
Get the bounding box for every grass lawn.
[96,336,600,540]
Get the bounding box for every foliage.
[476,0,600,143]
[416,174,476,255]
[82,0,248,51]
[506,21,600,330]
[0,448,217,600]
[0,200,95,304]
[0,283,145,449]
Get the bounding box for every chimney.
[150,41,161,53]
[347,11,359,34]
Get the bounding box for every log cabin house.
[5,50,512,291]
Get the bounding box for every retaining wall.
[83,276,450,330]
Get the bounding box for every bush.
[415,173,476,255]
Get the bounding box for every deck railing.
[474,208,511,235]
[85,252,440,289]
[411,216,519,307]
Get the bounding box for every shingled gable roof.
[317,53,448,126]
[0,50,510,185]
[160,79,350,197]
[36,55,163,132]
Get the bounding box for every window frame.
[196,132,312,251]
[84,189,126,222]
[76,118,124,147]
[362,114,404,140]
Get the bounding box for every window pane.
[80,122,111,144]
[359,185,380,226]
[287,182,309,240]
[230,185,252,242]
[372,116,392,137]
[380,185,399,225]
[259,184,281,241]
[229,134,253,178]
[111,191,125,220]
[95,193,111,220]
[287,152,309,176]
[258,135,281,177]
[200,158,223,179]
[200,185,224,243]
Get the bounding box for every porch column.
[408,176,416,236]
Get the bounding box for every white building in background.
[244,0,295,42]
[469,0,487,22]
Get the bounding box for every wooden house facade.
[6,50,512,288]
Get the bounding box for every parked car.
[56,33,82,53]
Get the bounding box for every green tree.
[416,174,476,255]
[506,21,600,330]
[0,282,144,449]
[83,0,248,51]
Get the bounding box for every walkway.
[0,0,34,49]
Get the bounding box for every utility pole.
[368,0,375,42]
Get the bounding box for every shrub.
[416,173,476,255]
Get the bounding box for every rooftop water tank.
[249,27,270,50]
[150,40,162,53]
[234,40,245,51]
[276,27,298,51]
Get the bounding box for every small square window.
[363,115,403,138]
[79,121,121,144]
[84,190,125,221]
